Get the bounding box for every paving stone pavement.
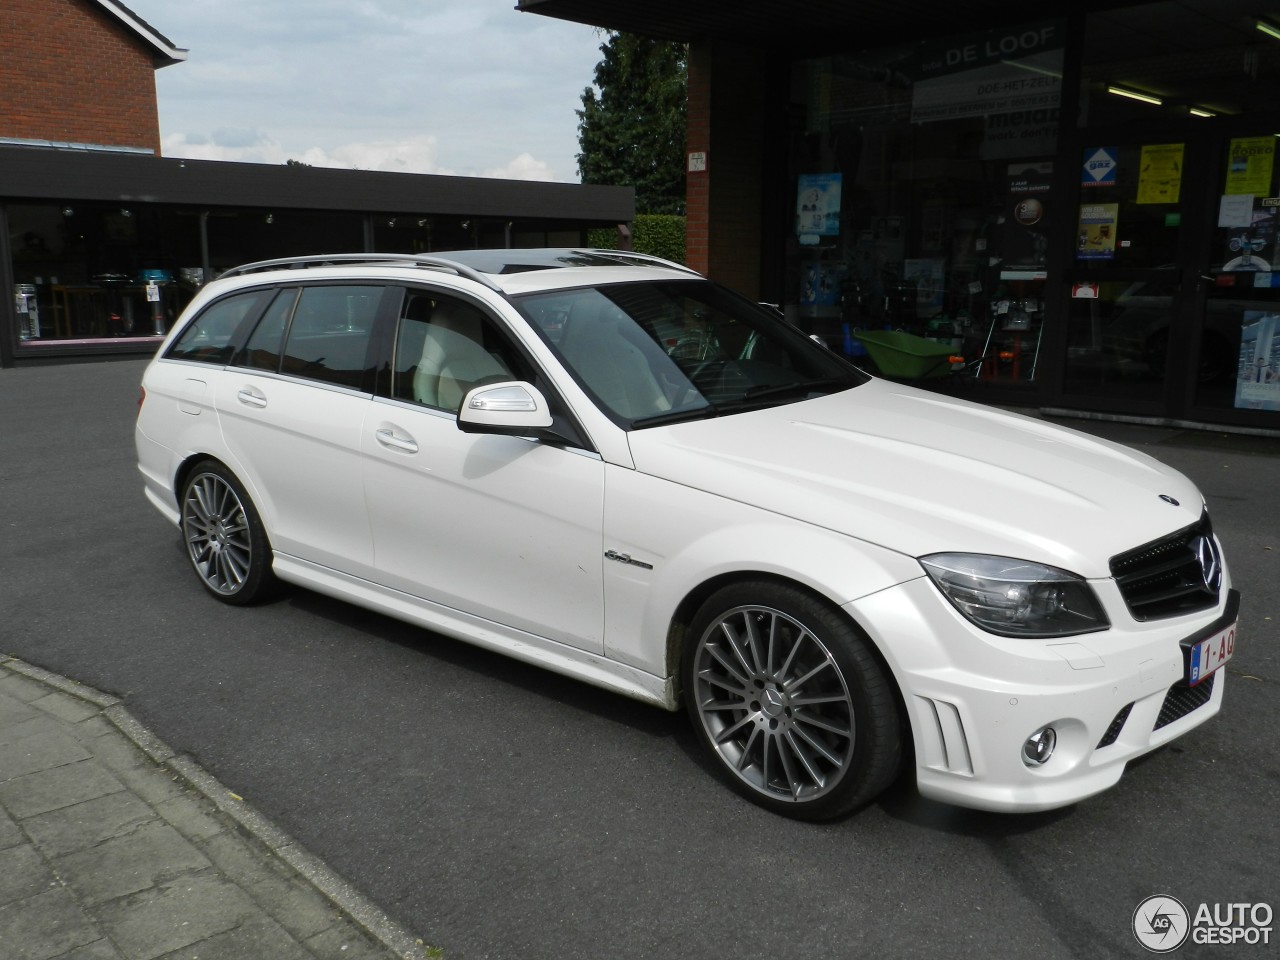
[0,656,432,960]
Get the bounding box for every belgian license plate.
[1187,621,1236,686]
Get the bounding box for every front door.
[361,287,606,654]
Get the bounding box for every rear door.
[216,283,388,577]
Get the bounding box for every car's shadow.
[270,577,1088,836]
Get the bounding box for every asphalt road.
[2,358,1277,960]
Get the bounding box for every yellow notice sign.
[1225,137,1276,196]
[1137,143,1183,204]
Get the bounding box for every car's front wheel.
[180,461,277,605]
[683,581,902,820]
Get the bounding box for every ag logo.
[1133,895,1190,952]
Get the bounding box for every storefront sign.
[1225,137,1275,196]
[1136,143,1184,204]
[909,21,1063,124]
[983,110,1059,159]
[1082,147,1117,186]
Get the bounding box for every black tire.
[682,580,902,821]
[179,460,278,605]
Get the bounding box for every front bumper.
[847,573,1235,813]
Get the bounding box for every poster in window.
[1221,201,1276,272]
[1236,311,1280,411]
[1136,143,1183,204]
[796,173,842,243]
[1225,137,1276,196]
[996,162,1052,272]
[903,259,946,319]
[1076,203,1118,260]
[1082,147,1118,187]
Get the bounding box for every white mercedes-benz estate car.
[136,249,1237,820]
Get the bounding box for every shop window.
[8,202,202,344]
[788,20,1065,389]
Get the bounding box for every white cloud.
[132,0,604,182]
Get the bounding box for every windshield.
[515,280,865,427]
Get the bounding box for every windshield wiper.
[629,404,718,429]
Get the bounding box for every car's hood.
[625,379,1204,577]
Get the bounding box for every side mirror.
[457,381,554,435]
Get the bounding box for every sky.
[123,0,608,183]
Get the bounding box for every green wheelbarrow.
[851,330,960,380]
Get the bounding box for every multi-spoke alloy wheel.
[685,582,900,820]
[180,461,276,605]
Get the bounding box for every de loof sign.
[943,25,1058,69]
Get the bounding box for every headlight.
[920,553,1109,638]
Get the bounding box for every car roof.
[216,248,702,297]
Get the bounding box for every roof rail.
[216,253,502,291]
[584,249,701,276]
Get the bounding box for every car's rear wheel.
[180,461,277,605]
[683,581,901,820]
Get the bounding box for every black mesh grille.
[1097,702,1134,748]
[1153,673,1216,730]
[1110,513,1221,621]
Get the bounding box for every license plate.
[1187,621,1236,686]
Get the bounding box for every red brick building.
[0,0,186,155]
[0,2,632,366]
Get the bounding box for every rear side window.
[234,284,385,391]
[166,290,268,364]
[240,288,297,371]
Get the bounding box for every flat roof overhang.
[0,145,633,223]
[516,0,1132,54]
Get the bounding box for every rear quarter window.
[165,290,269,364]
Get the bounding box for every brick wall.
[0,0,163,154]
[686,45,712,277]
[685,42,767,300]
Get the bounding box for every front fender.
[600,465,922,682]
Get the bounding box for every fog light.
[1022,726,1057,766]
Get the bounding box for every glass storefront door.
[1193,134,1280,417]
[1057,126,1280,426]
[1053,0,1280,428]
[1059,133,1208,413]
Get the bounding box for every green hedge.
[589,214,686,264]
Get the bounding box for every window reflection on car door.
[361,289,606,653]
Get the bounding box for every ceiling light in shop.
[1256,20,1280,41]
[1106,85,1163,106]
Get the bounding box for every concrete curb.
[0,655,431,960]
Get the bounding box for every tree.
[577,33,687,216]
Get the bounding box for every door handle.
[375,427,419,454]
[236,387,267,408]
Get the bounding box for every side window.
[165,290,267,364]
[393,292,527,411]
[238,288,298,372]
[280,285,383,390]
